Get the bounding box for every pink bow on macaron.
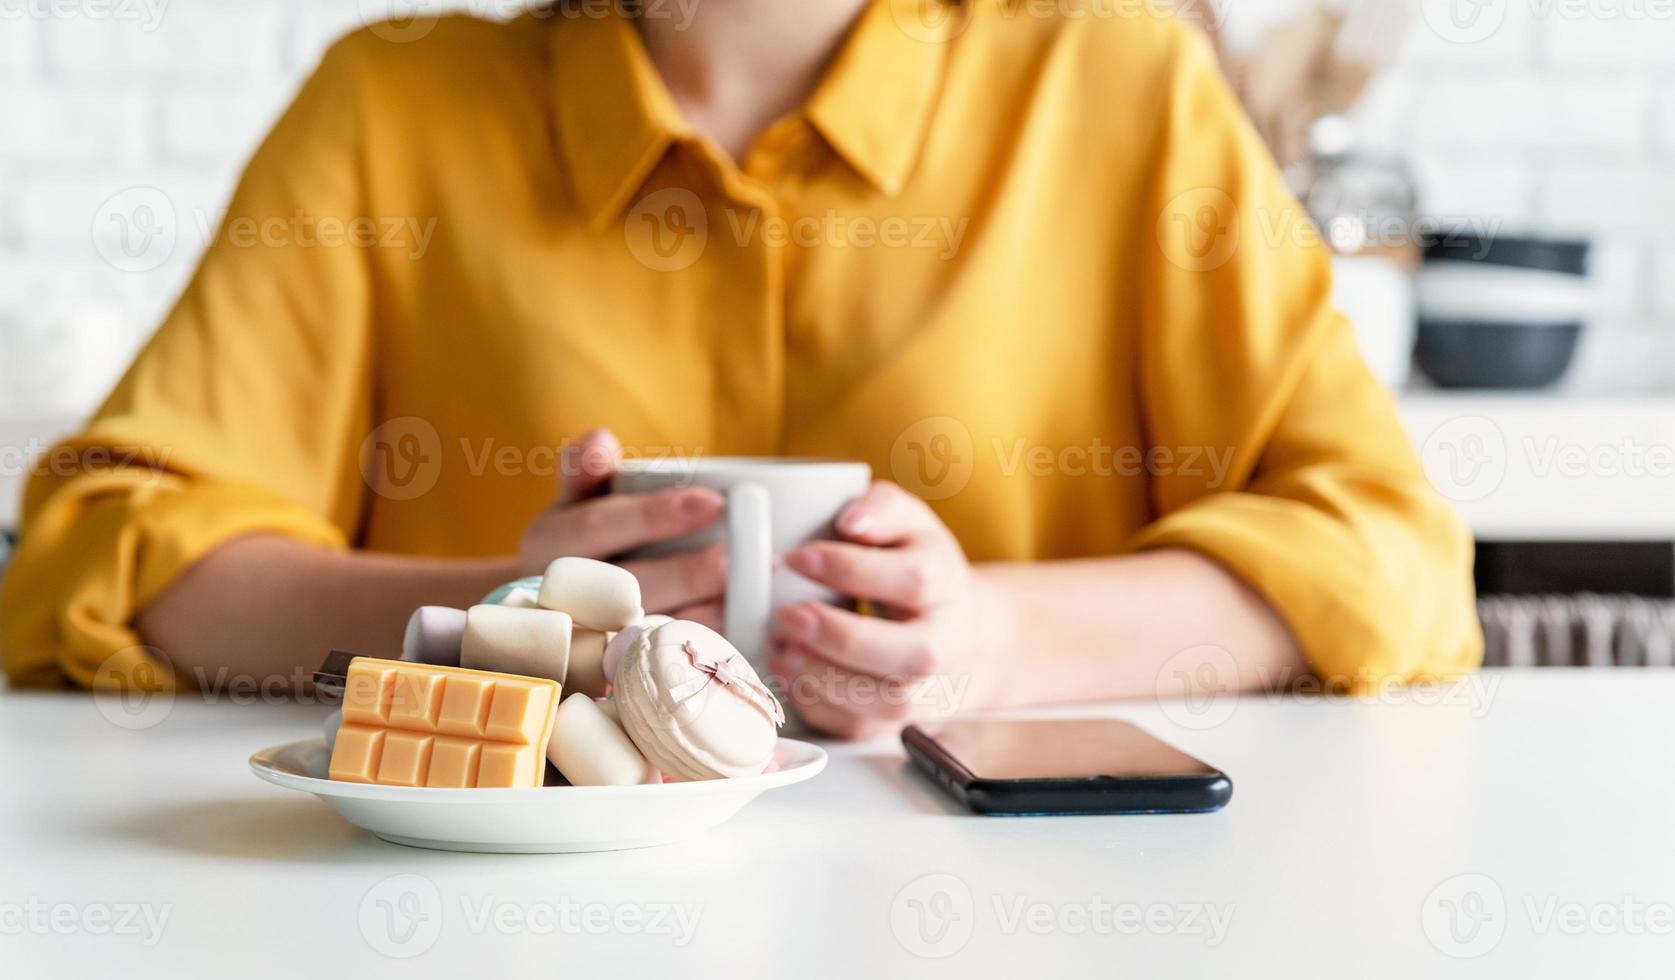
[668,640,786,726]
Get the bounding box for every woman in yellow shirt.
[0,0,1479,737]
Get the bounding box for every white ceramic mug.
[611,457,872,668]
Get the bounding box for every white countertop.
[2,670,1672,978]
[1402,391,1675,541]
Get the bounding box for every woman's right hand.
[517,429,728,630]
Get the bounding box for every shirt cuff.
[0,475,345,691]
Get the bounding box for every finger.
[556,486,724,558]
[768,648,916,732]
[556,429,622,505]
[770,601,938,678]
[835,481,940,546]
[782,540,952,610]
[621,544,727,615]
[667,601,724,633]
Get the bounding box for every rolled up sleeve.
[0,37,376,689]
[1130,28,1481,688]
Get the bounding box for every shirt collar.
[805,0,954,197]
[548,0,953,229]
[549,8,692,232]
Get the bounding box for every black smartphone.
[902,718,1232,816]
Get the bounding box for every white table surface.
[1,669,1672,978]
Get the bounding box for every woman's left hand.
[767,482,1003,740]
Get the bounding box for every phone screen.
[925,719,1218,780]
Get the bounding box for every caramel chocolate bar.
[327,657,560,789]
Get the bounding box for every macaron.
[602,614,674,685]
[613,620,783,781]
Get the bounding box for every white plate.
[249,738,827,853]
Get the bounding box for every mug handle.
[723,481,773,667]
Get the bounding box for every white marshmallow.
[602,614,674,683]
[498,586,541,609]
[402,606,467,666]
[537,557,642,631]
[460,604,573,684]
[546,693,659,787]
[567,628,611,699]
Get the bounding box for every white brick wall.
[0,0,1671,425]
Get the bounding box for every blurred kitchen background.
[3,0,1675,663]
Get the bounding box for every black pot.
[1415,321,1582,389]
[1414,231,1591,390]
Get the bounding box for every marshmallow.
[499,586,541,609]
[402,606,467,666]
[323,708,343,754]
[459,604,573,684]
[546,693,659,786]
[603,614,674,683]
[614,620,783,781]
[538,557,642,631]
[567,628,611,699]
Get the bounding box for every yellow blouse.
[0,0,1480,690]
